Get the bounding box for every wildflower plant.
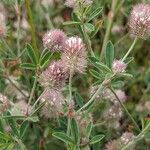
[0,0,150,150]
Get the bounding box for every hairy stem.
[110,87,141,132]
[100,0,123,59]
[28,76,37,107]
[67,69,73,136]
[122,38,138,61]
[25,0,38,55]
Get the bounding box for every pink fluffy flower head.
[62,37,87,74]
[40,89,65,118]
[43,29,67,52]
[0,13,6,37]
[65,0,93,10]
[39,61,68,89]
[65,0,76,8]
[0,93,10,114]
[112,60,127,73]
[129,3,150,39]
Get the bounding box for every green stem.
[25,0,38,55]
[3,75,28,98]
[110,87,141,132]
[28,76,37,107]
[77,83,103,113]
[122,38,137,61]
[100,0,123,59]
[82,25,95,57]
[15,2,21,56]
[67,69,73,136]
[121,122,150,150]
[1,38,16,57]
[100,12,114,58]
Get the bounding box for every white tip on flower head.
[62,37,87,74]
[129,3,150,39]
[39,60,68,89]
[40,89,65,119]
[43,29,67,52]
[112,60,127,73]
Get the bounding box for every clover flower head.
[40,89,65,118]
[39,60,68,89]
[43,29,67,52]
[129,3,150,39]
[112,60,127,73]
[0,93,10,114]
[62,37,87,74]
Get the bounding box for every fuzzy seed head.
[129,3,150,39]
[0,93,10,114]
[65,0,93,9]
[112,60,127,73]
[39,61,68,89]
[65,0,76,8]
[120,132,134,145]
[12,100,32,116]
[62,37,87,74]
[40,89,65,118]
[43,29,67,52]
[0,13,6,37]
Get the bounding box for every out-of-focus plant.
[0,0,150,150]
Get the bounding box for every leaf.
[95,62,112,73]
[89,69,101,79]
[40,51,53,68]
[6,112,19,137]
[87,7,103,22]
[63,21,81,26]
[84,23,95,32]
[71,118,80,144]
[88,56,99,63]
[91,20,103,38]
[53,132,74,144]
[105,41,114,68]
[20,121,29,139]
[7,143,14,150]
[118,73,133,79]
[86,122,93,138]
[0,132,12,141]
[124,57,134,64]
[26,44,38,64]
[90,135,105,144]
[20,63,37,70]
[74,92,84,108]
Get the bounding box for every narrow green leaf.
[40,51,53,68]
[63,21,81,26]
[7,112,19,137]
[7,143,14,150]
[20,121,29,139]
[26,44,38,64]
[71,118,80,144]
[20,63,37,70]
[74,92,84,108]
[90,135,105,144]
[53,132,74,144]
[86,122,93,138]
[87,7,103,22]
[105,41,114,68]
[95,62,112,73]
[84,23,95,32]
[89,69,101,79]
